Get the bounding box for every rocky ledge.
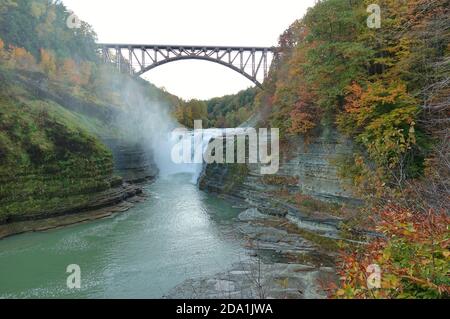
[169,129,371,298]
[166,208,337,299]
[199,129,365,239]
[0,183,146,239]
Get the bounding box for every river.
[0,174,247,298]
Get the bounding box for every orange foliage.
[59,58,82,85]
[289,106,317,134]
[273,33,322,136]
[331,206,450,299]
[0,38,5,61]
[39,48,56,77]
[288,86,320,134]
[343,82,364,114]
[337,80,419,169]
[9,46,36,70]
[343,81,416,125]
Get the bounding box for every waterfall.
[154,127,249,184]
[153,128,218,183]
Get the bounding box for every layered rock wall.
[199,130,361,235]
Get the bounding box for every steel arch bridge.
[98,44,277,88]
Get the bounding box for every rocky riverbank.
[0,66,168,234]
[0,183,148,240]
[0,113,158,239]
[199,129,363,236]
[166,208,337,299]
[167,130,365,298]
[0,139,158,239]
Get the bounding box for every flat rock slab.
[166,261,334,299]
[238,208,271,222]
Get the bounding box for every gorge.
[0,104,347,298]
[0,0,448,300]
[0,61,350,298]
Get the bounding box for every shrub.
[332,206,449,299]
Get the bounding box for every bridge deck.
[99,43,276,51]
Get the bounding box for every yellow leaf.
[336,289,345,296]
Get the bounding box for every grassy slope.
[0,68,117,223]
[0,59,185,224]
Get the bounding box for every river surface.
[0,174,247,298]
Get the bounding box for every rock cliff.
[199,129,362,236]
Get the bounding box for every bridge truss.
[98,44,276,88]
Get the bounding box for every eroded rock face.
[102,138,159,183]
[277,132,357,204]
[0,137,156,226]
[199,130,361,234]
[170,130,356,299]
[201,130,357,202]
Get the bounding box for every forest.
[250,0,449,298]
[174,87,258,128]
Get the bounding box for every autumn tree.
[58,58,82,86]
[39,49,56,78]
[0,0,98,62]
[79,61,93,87]
[8,46,36,70]
[0,37,5,61]
[333,206,449,299]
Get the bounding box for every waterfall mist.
[109,74,207,181]
[101,72,254,183]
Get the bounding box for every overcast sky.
[62,0,316,100]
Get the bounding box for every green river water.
[0,174,246,298]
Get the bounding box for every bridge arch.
[135,55,263,87]
[99,44,276,88]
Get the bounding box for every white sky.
[62,0,316,100]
